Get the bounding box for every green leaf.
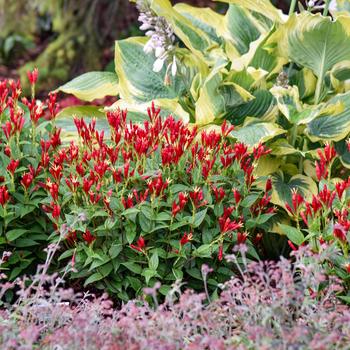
[57,71,119,101]
[271,173,318,210]
[193,244,214,258]
[115,37,185,103]
[231,120,286,146]
[279,224,304,245]
[109,244,123,259]
[149,251,159,270]
[6,229,28,241]
[306,92,350,142]
[122,262,142,274]
[84,272,104,286]
[192,208,208,228]
[216,0,284,23]
[273,13,350,102]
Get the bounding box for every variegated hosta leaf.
[305,91,350,142]
[335,139,350,168]
[173,3,224,45]
[115,37,185,103]
[195,70,253,125]
[224,4,269,56]
[289,68,317,99]
[330,60,350,92]
[270,85,303,123]
[227,89,275,126]
[150,0,222,62]
[106,99,190,123]
[270,139,306,157]
[230,27,287,76]
[230,119,286,146]
[271,173,318,211]
[271,13,350,101]
[215,0,285,23]
[57,72,119,102]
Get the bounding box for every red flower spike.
[21,172,33,189]
[333,223,347,242]
[27,68,38,85]
[82,229,96,245]
[180,232,193,246]
[7,159,19,175]
[52,203,61,220]
[218,245,223,261]
[237,231,248,244]
[288,240,298,251]
[265,178,272,192]
[0,185,10,207]
[130,236,146,252]
[232,188,241,205]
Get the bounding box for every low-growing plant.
[1,244,350,350]
[0,73,59,287]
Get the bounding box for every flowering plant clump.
[38,103,276,300]
[1,245,350,350]
[0,73,58,283]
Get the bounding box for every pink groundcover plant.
[0,245,350,350]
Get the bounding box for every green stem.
[289,0,297,16]
[314,74,323,104]
[323,0,331,16]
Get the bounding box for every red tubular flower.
[82,229,96,245]
[130,236,146,252]
[345,263,350,274]
[50,128,62,148]
[288,240,298,251]
[52,203,61,220]
[219,216,242,234]
[212,186,225,203]
[335,179,350,200]
[27,68,38,85]
[218,245,223,261]
[180,232,193,246]
[7,159,19,175]
[4,145,11,157]
[237,231,248,244]
[122,194,134,209]
[232,188,241,205]
[21,173,33,189]
[221,120,234,138]
[265,178,272,192]
[252,143,271,159]
[319,184,336,209]
[0,185,10,207]
[333,223,347,242]
[189,187,205,207]
[292,189,304,212]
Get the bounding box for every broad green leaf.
[227,89,275,125]
[174,3,224,45]
[271,173,318,210]
[192,208,208,228]
[272,13,350,102]
[289,68,317,99]
[106,98,190,123]
[195,70,253,125]
[84,272,104,286]
[331,60,350,81]
[57,72,118,101]
[57,105,105,120]
[115,37,185,103]
[6,229,28,241]
[193,244,213,258]
[225,5,266,56]
[150,0,217,60]
[305,91,350,142]
[270,85,303,123]
[216,0,285,23]
[335,139,350,168]
[149,251,159,270]
[231,119,286,146]
[279,224,304,245]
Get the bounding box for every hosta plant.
[58,0,350,222]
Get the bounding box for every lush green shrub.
[0,74,58,284]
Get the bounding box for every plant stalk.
[323,0,331,16]
[289,0,297,16]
